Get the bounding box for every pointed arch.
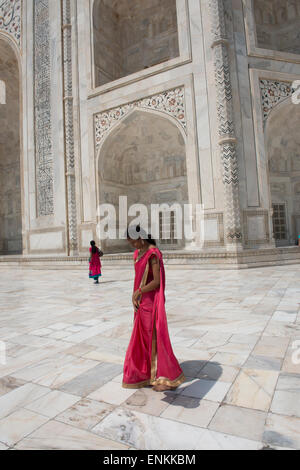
[0,34,23,254]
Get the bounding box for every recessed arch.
[92,0,180,88]
[254,0,300,55]
[0,36,22,254]
[97,109,188,253]
[265,98,300,246]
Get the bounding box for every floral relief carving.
[0,0,21,45]
[260,79,295,122]
[94,87,186,151]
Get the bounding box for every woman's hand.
[132,290,142,312]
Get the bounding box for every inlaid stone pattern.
[0,0,21,45]
[34,0,54,217]
[94,87,186,152]
[260,79,295,123]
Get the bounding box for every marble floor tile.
[59,363,123,397]
[25,390,80,418]
[56,398,114,431]
[263,413,300,450]
[192,430,263,450]
[0,376,26,398]
[243,355,283,371]
[211,352,250,367]
[253,337,290,359]
[0,409,49,447]
[92,407,208,450]
[209,404,267,442]
[180,359,207,378]
[180,379,231,402]
[34,357,99,389]
[83,349,124,365]
[282,349,300,374]
[271,374,300,418]
[88,381,136,406]
[0,383,50,420]
[31,328,53,337]
[197,363,239,383]
[161,396,219,428]
[1,266,300,450]
[225,369,279,412]
[10,353,76,382]
[14,420,128,450]
[272,312,297,323]
[123,387,175,416]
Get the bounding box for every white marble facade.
[0,0,300,258]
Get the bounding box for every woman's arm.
[132,256,160,310]
[140,256,160,293]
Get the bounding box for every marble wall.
[5,0,300,259]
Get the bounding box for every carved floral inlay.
[0,0,21,45]
[260,79,295,122]
[94,88,186,151]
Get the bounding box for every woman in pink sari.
[89,241,102,284]
[123,227,185,392]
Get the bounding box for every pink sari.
[122,247,185,389]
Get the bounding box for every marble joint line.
[94,87,187,153]
[209,0,242,244]
[0,0,21,45]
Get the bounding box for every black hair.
[90,240,97,254]
[127,225,156,246]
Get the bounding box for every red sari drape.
[122,247,185,389]
[89,247,102,279]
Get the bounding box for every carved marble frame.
[203,213,225,248]
[88,0,192,97]
[243,209,270,247]
[243,0,300,64]
[92,78,203,250]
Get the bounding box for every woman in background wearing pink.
[89,241,102,284]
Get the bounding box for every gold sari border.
[150,373,186,388]
[122,373,185,390]
[122,379,151,389]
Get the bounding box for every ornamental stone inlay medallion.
[260,79,295,122]
[94,88,186,152]
[0,0,21,45]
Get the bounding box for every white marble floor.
[0,265,300,450]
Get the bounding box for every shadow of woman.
[161,360,223,409]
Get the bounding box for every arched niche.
[97,109,188,253]
[266,99,300,246]
[0,37,22,255]
[254,0,300,55]
[93,0,180,87]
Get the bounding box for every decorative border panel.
[33,0,54,217]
